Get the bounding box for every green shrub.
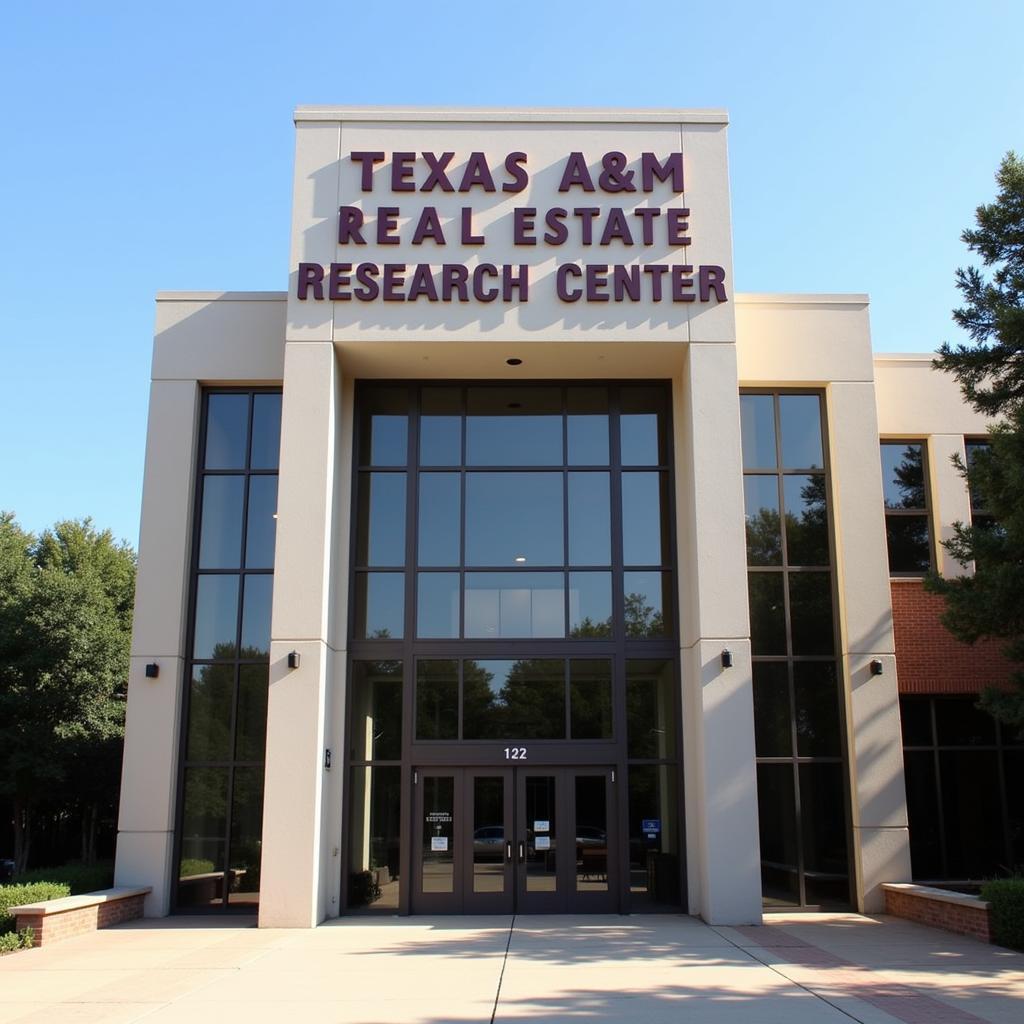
[0,883,70,933]
[179,858,215,878]
[0,928,34,954]
[13,860,113,895]
[982,878,1024,951]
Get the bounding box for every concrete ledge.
[883,883,992,943]
[11,886,151,947]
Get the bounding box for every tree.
[928,152,1024,729]
[0,515,135,871]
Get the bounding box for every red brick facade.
[891,580,1016,694]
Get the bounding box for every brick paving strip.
[735,926,991,1024]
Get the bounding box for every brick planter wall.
[11,888,150,948]
[883,883,991,943]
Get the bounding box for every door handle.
[505,841,512,863]
[518,841,525,863]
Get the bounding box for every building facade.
[113,108,1016,928]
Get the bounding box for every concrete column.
[259,342,342,927]
[676,343,762,925]
[114,381,200,917]
[829,381,912,912]
[929,433,971,579]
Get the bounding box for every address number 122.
[504,747,527,760]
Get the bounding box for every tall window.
[741,392,850,909]
[881,441,932,574]
[175,390,281,910]
[965,438,994,531]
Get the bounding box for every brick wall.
[891,580,1015,694]
[884,886,991,943]
[16,893,145,947]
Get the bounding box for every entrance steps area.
[0,912,1021,1023]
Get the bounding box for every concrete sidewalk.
[0,912,1021,1023]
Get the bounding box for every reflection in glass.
[627,765,680,908]
[348,765,401,911]
[788,572,834,656]
[465,472,563,566]
[236,665,268,761]
[575,775,608,892]
[793,662,840,757]
[349,660,403,761]
[357,474,407,566]
[740,394,776,470]
[464,573,565,638]
[621,387,667,465]
[626,660,676,758]
[568,473,610,565]
[355,573,404,639]
[752,662,791,757]
[886,516,931,573]
[177,766,229,907]
[965,440,991,513]
[245,476,278,568]
[881,443,926,509]
[416,573,460,638]
[187,665,233,761]
[473,776,506,893]
[939,750,1005,878]
[569,572,612,638]
[229,766,264,904]
[205,394,249,470]
[567,387,609,465]
[623,572,670,638]
[622,473,668,565]
[416,660,458,740]
[525,775,558,892]
[250,393,282,470]
[463,659,564,740]
[359,388,408,466]
[199,476,244,569]
[779,395,823,468]
[744,475,781,566]
[420,387,462,465]
[570,660,613,739]
[783,474,828,566]
[748,573,786,655]
[421,775,455,893]
[466,387,562,465]
[903,749,943,879]
[240,574,273,658]
[899,696,934,747]
[799,763,849,906]
[193,575,239,660]
[757,764,799,907]
[934,698,997,747]
[418,474,460,566]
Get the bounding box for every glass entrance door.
[412,766,616,914]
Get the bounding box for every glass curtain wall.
[740,392,851,908]
[175,390,281,910]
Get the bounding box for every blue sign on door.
[641,819,661,833]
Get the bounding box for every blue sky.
[1,2,1020,547]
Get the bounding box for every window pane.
[622,472,668,565]
[466,387,562,465]
[348,765,401,911]
[886,516,931,573]
[965,440,991,513]
[779,395,823,469]
[416,573,460,639]
[198,476,244,569]
[744,475,781,566]
[462,659,565,740]
[783,474,829,566]
[752,662,791,757]
[748,572,785,655]
[757,764,799,908]
[799,763,849,907]
[740,394,776,470]
[186,664,234,762]
[205,394,249,470]
[355,573,405,639]
[789,572,834,656]
[903,750,943,879]
[575,775,609,892]
[793,662,841,756]
[464,572,565,639]
[524,775,558,892]
[939,750,1005,878]
[420,387,462,465]
[570,660,613,740]
[473,776,507,893]
[569,473,610,565]
[881,443,926,509]
[229,766,264,905]
[569,572,612,638]
[357,473,407,567]
[567,387,609,465]
[899,697,934,747]
[934,697,997,747]
[359,388,408,466]
[245,476,278,568]
[349,660,403,760]
[235,665,268,762]
[627,765,680,908]
[620,386,668,465]
[416,660,458,740]
[240,574,273,659]
[1005,751,1024,866]
[626,659,676,758]
[623,572,670,638]
[250,393,282,470]
[193,574,239,660]
[178,766,229,908]
[418,473,460,567]
[465,472,563,566]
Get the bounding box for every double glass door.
[413,766,616,914]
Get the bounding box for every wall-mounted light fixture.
[869,659,884,676]
[287,651,301,670]
[720,649,733,669]
[145,663,159,679]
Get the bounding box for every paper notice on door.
[431,836,448,852]
[534,820,550,832]
[535,836,551,850]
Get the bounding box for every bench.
[9,886,151,947]
[882,882,992,943]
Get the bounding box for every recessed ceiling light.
[514,555,527,563]
[506,357,523,366]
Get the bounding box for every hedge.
[0,882,70,933]
[981,878,1024,952]
[14,860,113,896]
